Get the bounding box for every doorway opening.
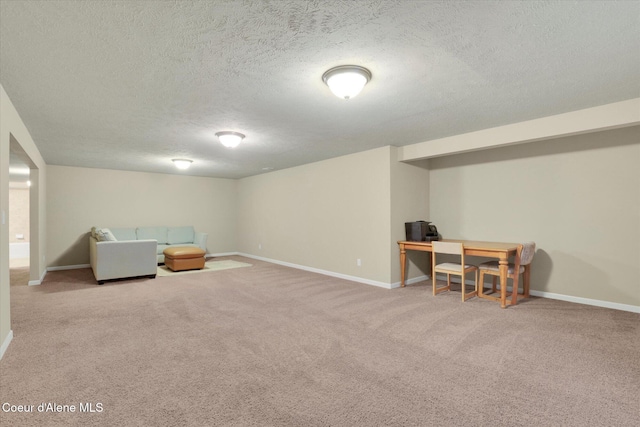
[8,135,38,286]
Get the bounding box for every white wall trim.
[47,263,90,271]
[528,290,640,313]
[435,273,639,313]
[0,330,13,360]
[28,264,89,285]
[207,252,238,258]
[28,267,47,286]
[238,252,393,289]
[37,256,639,313]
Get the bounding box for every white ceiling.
[1,1,639,179]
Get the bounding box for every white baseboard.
[42,256,640,313]
[28,267,47,286]
[0,330,13,360]
[47,264,91,271]
[207,252,238,258]
[29,264,89,286]
[238,252,393,289]
[528,290,640,313]
[237,257,639,312]
[435,273,639,313]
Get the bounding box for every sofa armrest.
[194,232,208,253]
[90,236,158,282]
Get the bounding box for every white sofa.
[89,226,208,284]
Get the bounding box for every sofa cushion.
[167,226,195,245]
[110,227,137,241]
[95,228,117,242]
[137,227,168,244]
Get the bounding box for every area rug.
[157,259,252,277]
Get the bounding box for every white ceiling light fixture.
[322,65,372,100]
[216,131,245,148]
[172,159,193,170]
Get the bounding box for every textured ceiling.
[1,0,639,179]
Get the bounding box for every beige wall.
[429,126,640,307]
[390,149,430,283]
[238,147,396,284]
[1,84,47,356]
[46,165,238,267]
[9,188,29,243]
[237,146,430,286]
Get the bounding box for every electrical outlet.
[258,243,262,250]
[357,258,362,267]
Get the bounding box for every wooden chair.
[432,241,478,301]
[477,241,536,306]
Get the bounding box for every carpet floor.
[9,266,29,287]
[10,258,30,287]
[1,256,638,426]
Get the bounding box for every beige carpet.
[9,267,30,287]
[9,258,29,288]
[1,255,638,426]
[10,258,30,287]
[157,259,252,277]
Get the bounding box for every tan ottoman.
[163,247,206,272]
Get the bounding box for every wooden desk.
[398,239,528,308]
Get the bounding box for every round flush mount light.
[172,159,193,170]
[216,131,245,148]
[322,65,372,100]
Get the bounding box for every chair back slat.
[432,241,463,255]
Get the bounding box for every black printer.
[405,221,440,242]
